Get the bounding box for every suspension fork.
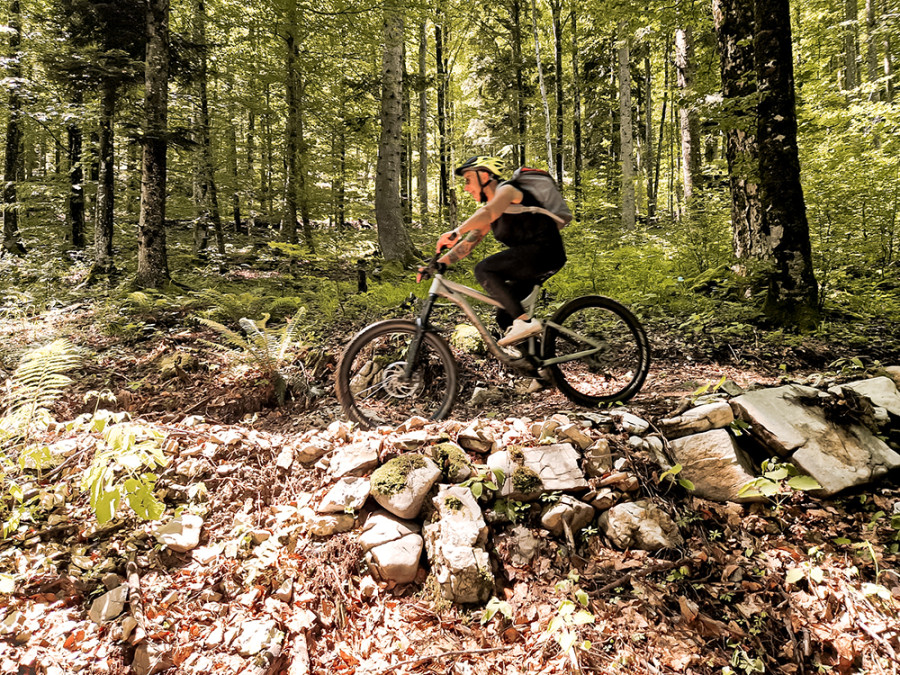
[403,292,438,378]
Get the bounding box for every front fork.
[403,292,437,379]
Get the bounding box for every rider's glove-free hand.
[416,261,447,284]
[435,230,459,254]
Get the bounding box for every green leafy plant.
[0,338,81,445]
[547,574,595,653]
[197,310,307,404]
[659,463,695,491]
[461,466,504,500]
[480,596,513,625]
[493,497,531,524]
[79,412,168,524]
[737,459,821,503]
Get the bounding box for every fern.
[197,310,307,405]
[1,339,81,441]
[194,289,273,324]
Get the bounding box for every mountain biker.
[419,155,567,347]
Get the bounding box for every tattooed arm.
[436,183,523,266]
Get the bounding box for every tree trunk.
[194,0,224,257]
[843,0,859,91]
[865,0,880,100]
[436,17,449,219]
[282,1,300,243]
[512,0,526,166]
[551,0,564,187]
[675,27,701,206]
[263,82,273,218]
[531,0,554,175]
[2,0,25,256]
[228,89,242,234]
[67,92,86,249]
[401,42,412,226]
[247,109,255,219]
[418,20,429,226]
[571,6,583,219]
[297,77,314,251]
[644,52,656,221]
[755,0,819,326]
[376,4,417,263]
[94,80,116,272]
[136,0,171,289]
[618,22,635,230]
[713,0,763,260]
[337,126,346,227]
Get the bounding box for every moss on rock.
[370,454,429,496]
[449,324,486,355]
[511,466,542,495]
[432,442,472,481]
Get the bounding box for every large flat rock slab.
[832,376,900,417]
[731,385,900,496]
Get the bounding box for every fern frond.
[196,318,253,352]
[276,308,307,362]
[238,317,275,369]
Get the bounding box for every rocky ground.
[1,304,900,675]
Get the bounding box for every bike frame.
[402,273,606,378]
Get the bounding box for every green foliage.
[461,466,505,501]
[480,596,513,625]
[493,497,531,524]
[370,454,428,497]
[547,574,595,653]
[1,339,81,447]
[196,310,307,405]
[738,459,822,503]
[658,463,695,492]
[76,411,167,524]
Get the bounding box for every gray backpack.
[503,167,573,229]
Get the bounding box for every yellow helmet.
[455,155,506,178]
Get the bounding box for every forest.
[1,0,900,674]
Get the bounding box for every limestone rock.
[329,440,379,478]
[540,496,595,537]
[155,514,203,552]
[610,411,650,435]
[469,387,503,406]
[486,451,543,501]
[360,513,424,589]
[300,508,354,536]
[497,525,541,567]
[89,585,129,624]
[429,442,473,483]
[370,455,442,519]
[395,416,428,433]
[234,619,282,656]
[557,423,593,450]
[584,439,613,477]
[275,445,294,471]
[883,366,900,388]
[522,444,588,492]
[424,486,492,604]
[318,477,370,514]
[450,323,487,355]
[832,377,900,417]
[659,401,735,439]
[132,642,174,675]
[457,421,496,453]
[667,429,760,502]
[294,436,333,464]
[392,430,431,451]
[599,501,683,551]
[731,385,900,495]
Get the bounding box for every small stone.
[599,500,683,551]
[89,585,129,624]
[469,386,502,406]
[300,508,355,537]
[121,616,138,642]
[359,575,379,600]
[155,514,203,553]
[102,573,122,591]
[610,411,650,435]
[132,642,174,675]
[329,441,380,478]
[295,436,332,464]
[395,416,428,433]
[274,579,293,602]
[370,455,442,520]
[234,619,282,657]
[659,401,735,439]
[275,445,294,471]
[318,477,371,514]
[557,424,593,450]
[583,439,613,477]
[250,529,271,545]
[457,421,496,453]
[540,496,595,537]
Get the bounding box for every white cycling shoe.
[497,318,542,347]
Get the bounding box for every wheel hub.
[381,361,424,398]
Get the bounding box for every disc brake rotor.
[381,361,424,398]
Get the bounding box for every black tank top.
[492,181,565,251]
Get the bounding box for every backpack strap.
[502,204,567,225]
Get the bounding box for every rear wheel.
[542,295,650,406]
[336,320,458,428]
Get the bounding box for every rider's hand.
[416,261,447,283]
[435,229,459,254]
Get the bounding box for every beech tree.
[2,0,26,256]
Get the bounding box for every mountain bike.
[335,256,651,428]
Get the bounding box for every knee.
[473,260,489,284]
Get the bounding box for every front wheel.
[542,295,650,407]
[336,320,458,428]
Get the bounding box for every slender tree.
[551,0,564,186]
[376,1,417,263]
[618,21,635,230]
[675,26,701,206]
[417,20,429,226]
[282,0,300,245]
[571,4,582,218]
[136,0,171,288]
[2,0,26,256]
[66,91,86,249]
[531,0,554,174]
